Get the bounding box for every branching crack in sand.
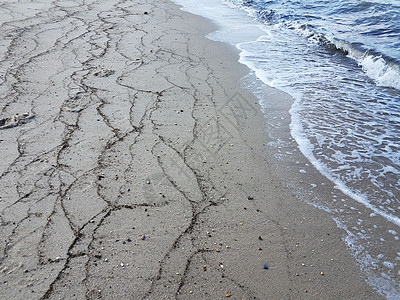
[0,0,246,298]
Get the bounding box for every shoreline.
[0,0,383,299]
[174,0,400,297]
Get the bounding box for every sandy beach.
[0,0,383,299]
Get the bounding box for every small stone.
[146,180,151,184]
[104,258,108,262]
[141,235,146,240]
[216,249,220,252]
[263,264,268,270]
[258,247,262,251]
[248,196,254,200]
[225,293,231,297]
[320,271,324,275]
[120,263,124,267]
[258,236,263,240]
[189,291,193,294]
[304,289,308,293]
[296,273,299,276]
[202,265,207,271]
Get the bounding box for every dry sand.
[0,0,383,299]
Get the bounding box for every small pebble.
[216,249,220,252]
[320,271,324,275]
[225,293,231,297]
[258,236,263,240]
[202,265,207,271]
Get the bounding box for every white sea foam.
[293,27,400,90]
[290,108,400,227]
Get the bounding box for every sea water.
[172,0,400,297]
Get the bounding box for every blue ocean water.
[229,0,400,221]
[234,0,400,89]
[172,0,400,297]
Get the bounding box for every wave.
[287,22,400,90]
[225,0,400,91]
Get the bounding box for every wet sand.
[0,0,383,299]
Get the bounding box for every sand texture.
[0,0,382,299]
